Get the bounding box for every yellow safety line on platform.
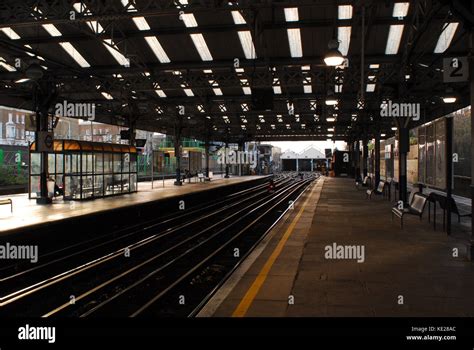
[232,182,317,317]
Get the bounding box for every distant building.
[281,146,328,171]
[0,106,34,146]
[256,144,281,174]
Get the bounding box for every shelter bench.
[0,198,13,213]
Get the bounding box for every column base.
[36,197,52,205]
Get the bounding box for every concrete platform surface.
[202,177,474,317]
[0,175,262,234]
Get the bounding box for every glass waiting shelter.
[29,140,138,200]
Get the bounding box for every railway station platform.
[0,175,264,235]
[201,177,474,317]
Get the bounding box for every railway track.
[0,173,318,317]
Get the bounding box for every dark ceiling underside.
[0,0,471,142]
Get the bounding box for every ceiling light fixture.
[442,87,457,104]
[324,39,344,66]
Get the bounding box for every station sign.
[36,131,54,152]
[443,57,469,83]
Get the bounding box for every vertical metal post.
[355,140,361,182]
[205,139,210,177]
[36,109,51,205]
[174,135,182,186]
[398,126,409,204]
[224,140,230,178]
[151,152,154,190]
[363,136,368,178]
[446,116,453,235]
[375,127,381,187]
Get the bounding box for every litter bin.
[47,179,55,198]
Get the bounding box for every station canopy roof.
[30,139,137,153]
[0,0,471,142]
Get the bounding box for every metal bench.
[391,192,427,228]
[356,176,371,190]
[0,198,13,213]
[439,196,472,227]
[366,181,385,199]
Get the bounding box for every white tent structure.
[281,146,328,171]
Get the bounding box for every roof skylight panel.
[103,39,130,66]
[34,8,91,67]
[284,8,303,58]
[303,77,312,94]
[59,42,91,68]
[393,3,410,17]
[338,27,351,56]
[213,87,223,96]
[1,28,20,40]
[183,88,194,97]
[0,57,16,71]
[338,5,353,20]
[272,78,282,94]
[337,5,352,56]
[73,3,130,66]
[42,24,62,37]
[121,1,171,63]
[240,78,251,95]
[231,11,257,59]
[144,36,171,63]
[385,25,404,54]
[434,22,459,53]
[101,92,113,100]
[385,3,409,55]
[180,12,213,61]
[155,85,167,98]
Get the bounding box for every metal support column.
[36,108,51,205]
[398,126,409,204]
[446,116,453,235]
[205,139,210,178]
[375,128,381,187]
[174,130,182,186]
[363,137,368,178]
[34,81,57,205]
[349,141,356,179]
[224,141,230,178]
[237,141,243,176]
[355,140,361,182]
